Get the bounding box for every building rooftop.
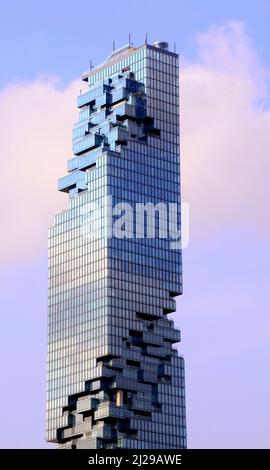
[82,41,177,82]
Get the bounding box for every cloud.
[0,21,269,264]
[0,77,83,264]
[181,21,270,241]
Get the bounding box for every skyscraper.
[47,40,187,449]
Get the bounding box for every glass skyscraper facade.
[47,41,186,449]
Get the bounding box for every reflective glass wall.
[47,42,186,449]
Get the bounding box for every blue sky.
[0,0,270,449]
[1,0,270,87]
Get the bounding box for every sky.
[0,0,270,448]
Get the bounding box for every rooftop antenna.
[90,60,93,70]
[174,42,176,53]
[128,33,131,46]
[145,33,148,44]
[113,40,115,52]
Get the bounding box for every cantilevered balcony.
[67,147,101,172]
[73,133,103,155]
[107,127,128,147]
[111,87,128,105]
[77,397,98,414]
[94,402,133,421]
[58,170,86,193]
[115,103,146,121]
[142,331,163,346]
[77,84,111,108]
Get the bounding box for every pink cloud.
[0,78,83,263]
[181,21,270,241]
